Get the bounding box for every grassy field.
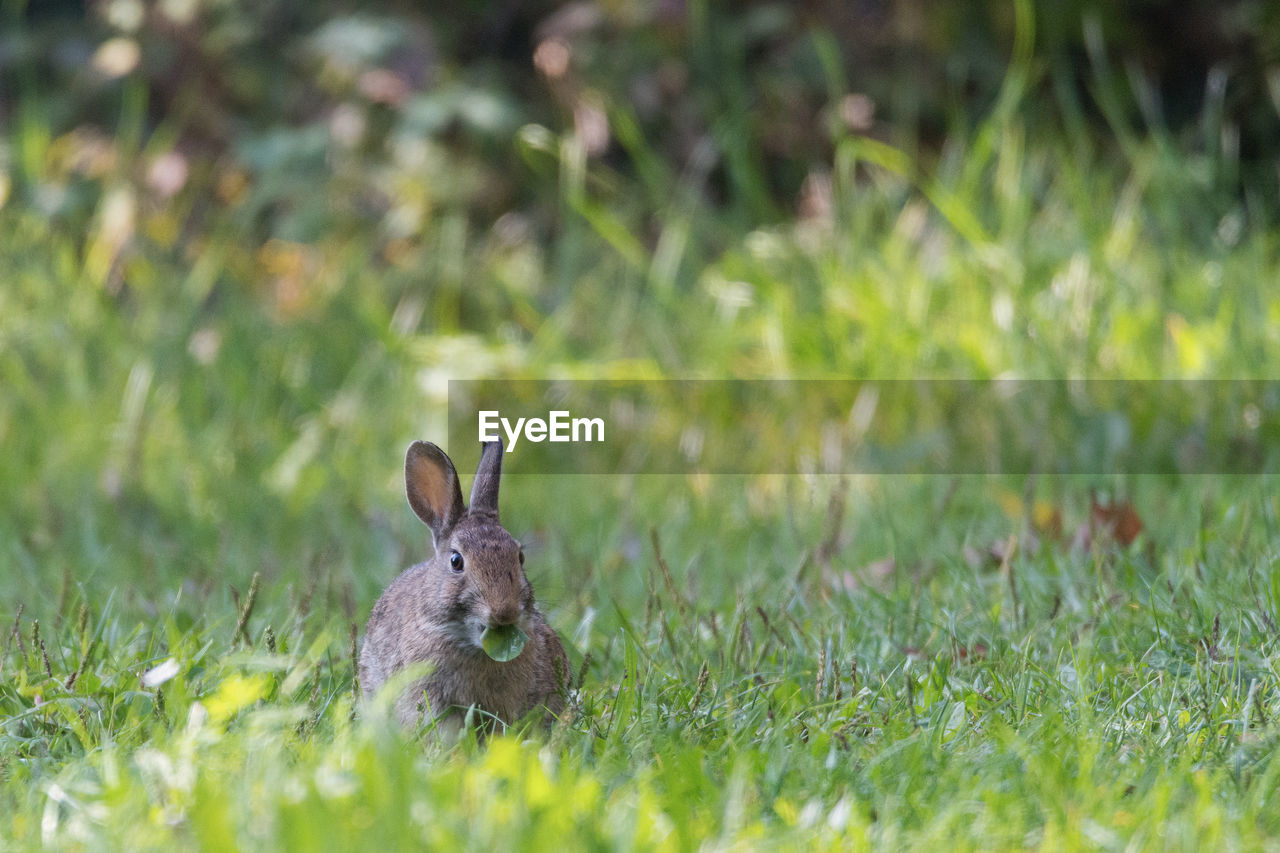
[5,465,1280,850]
[5,12,1280,848]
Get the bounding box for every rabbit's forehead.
[449,520,518,555]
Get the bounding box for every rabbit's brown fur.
[359,439,568,731]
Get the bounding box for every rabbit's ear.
[405,441,465,543]
[469,438,503,519]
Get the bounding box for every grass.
[3,475,1280,849]
[5,16,1280,847]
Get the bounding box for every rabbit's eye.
[449,551,464,573]
[518,550,525,566]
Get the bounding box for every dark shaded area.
[3,0,1278,239]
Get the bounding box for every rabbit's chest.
[428,654,535,720]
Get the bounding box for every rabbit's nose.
[489,604,521,627]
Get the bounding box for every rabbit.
[359,438,568,733]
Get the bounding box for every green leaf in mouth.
[480,624,528,662]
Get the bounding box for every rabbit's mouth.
[441,614,530,660]
[480,623,529,662]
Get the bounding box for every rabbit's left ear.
[469,438,503,518]
[405,441,465,545]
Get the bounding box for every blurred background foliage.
[3,0,1280,607]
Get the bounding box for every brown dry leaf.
[1089,494,1144,547]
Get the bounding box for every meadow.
[4,1,1280,849]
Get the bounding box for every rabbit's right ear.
[405,441,465,545]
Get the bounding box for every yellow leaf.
[204,673,270,724]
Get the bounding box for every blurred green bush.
[3,0,1279,601]
[4,0,1279,248]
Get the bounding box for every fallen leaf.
[1089,493,1144,547]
